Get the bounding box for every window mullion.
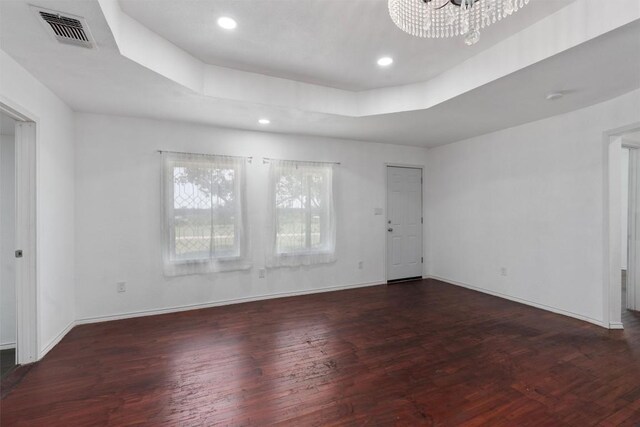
[170,165,177,260]
[305,174,311,249]
[209,167,215,259]
[234,165,241,257]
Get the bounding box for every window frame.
[267,160,337,267]
[275,170,330,256]
[161,152,250,276]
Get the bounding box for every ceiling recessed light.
[377,56,393,67]
[217,16,237,30]
[258,118,270,125]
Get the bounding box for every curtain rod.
[156,151,339,165]
[157,150,252,162]
[262,157,341,165]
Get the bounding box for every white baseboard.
[25,277,621,360]
[426,275,607,329]
[609,321,624,329]
[38,320,75,360]
[77,280,384,325]
[0,342,16,351]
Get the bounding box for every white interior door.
[15,121,37,364]
[0,118,17,363]
[386,166,423,281]
[627,148,640,311]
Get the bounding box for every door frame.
[624,142,640,313]
[604,122,640,329]
[384,163,425,282]
[0,97,38,364]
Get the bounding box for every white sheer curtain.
[266,160,337,267]
[161,151,251,276]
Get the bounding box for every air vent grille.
[40,12,89,42]
[33,7,95,49]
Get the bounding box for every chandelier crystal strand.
[388,0,529,44]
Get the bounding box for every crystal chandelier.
[388,0,530,45]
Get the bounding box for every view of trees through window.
[275,169,327,254]
[171,165,238,260]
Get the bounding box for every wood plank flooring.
[2,279,640,426]
[0,348,16,378]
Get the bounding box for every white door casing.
[627,147,640,311]
[15,121,37,364]
[386,166,423,281]
[0,99,37,363]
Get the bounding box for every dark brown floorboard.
[0,348,16,379]
[2,279,640,426]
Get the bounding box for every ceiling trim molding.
[93,0,639,118]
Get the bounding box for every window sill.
[169,256,242,265]
[276,250,333,257]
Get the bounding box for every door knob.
[388,228,393,232]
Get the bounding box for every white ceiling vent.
[32,6,95,49]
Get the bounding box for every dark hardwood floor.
[2,279,640,426]
[0,348,16,378]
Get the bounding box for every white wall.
[75,91,640,327]
[1,133,16,348]
[427,89,640,325]
[621,148,629,270]
[0,50,76,357]
[74,114,429,321]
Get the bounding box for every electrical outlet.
[258,269,266,278]
[117,281,126,293]
[500,267,507,277]
[358,261,363,270]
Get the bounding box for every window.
[162,152,250,276]
[266,160,336,267]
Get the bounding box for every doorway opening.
[0,100,37,368]
[606,123,640,329]
[621,131,640,327]
[386,165,423,283]
[0,112,17,378]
